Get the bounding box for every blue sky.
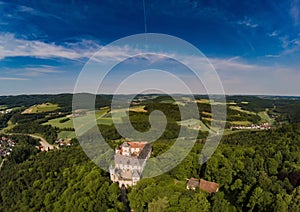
[0,0,299,95]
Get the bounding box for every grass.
[230,121,252,126]
[44,117,74,129]
[58,131,76,139]
[196,99,210,104]
[159,99,175,104]
[129,106,147,113]
[201,111,211,117]
[258,109,275,125]
[44,108,111,129]
[95,109,109,117]
[0,105,7,110]
[202,117,212,122]
[229,105,256,115]
[22,103,59,114]
[178,119,210,132]
[0,120,16,133]
[97,118,114,125]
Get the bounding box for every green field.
[97,118,114,125]
[160,99,175,104]
[0,120,15,133]
[98,109,127,125]
[44,108,111,129]
[178,119,210,132]
[230,121,252,126]
[22,103,59,114]
[44,117,74,128]
[0,105,7,110]
[229,105,256,115]
[58,131,76,139]
[258,109,275,125]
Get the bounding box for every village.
[0,136,15,158]
[0,108,13,115]
[1,134,72,157]
[36,137,72,152]
[230,122,271,130]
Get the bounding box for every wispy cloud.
[21,66,64,77]
[265,54,281,58]
[2,65,65,78]
[16,5,64,21]
[268,31,279,37]
[266,35,300,57]
[208,57,300,95]
[237,17,258,28]
[0,33,101,60]
[0,77,29,81]
[290,0,299,26]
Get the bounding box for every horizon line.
[1,92,300,98]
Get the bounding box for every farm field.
[178,118,210,131]
[44,108,112,129]
[129,106,147,113]
[229,105,256,115]
[58,131,76,139]
[258,109,275,125]
[44,117,74,129]
[195,99,210,104]
[22,103,59,114]
[230,121,252,126]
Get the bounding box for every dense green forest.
[1,94,300,211]
[1,124,300,211]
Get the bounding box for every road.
[7,133,58,151]
[0,158,6,172]
[0,133,57,173]
[28,134,58,151]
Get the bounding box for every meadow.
[22,103,59,114]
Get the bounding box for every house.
[109,141,152,188]
[186,178,200,190]
[199,179,219,193]
[187,178,219,193]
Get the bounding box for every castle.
[109,141,152,187]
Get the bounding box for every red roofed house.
[187,178,219,193]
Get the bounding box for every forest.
[1,124,300,211]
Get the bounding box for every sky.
[0,0,300,95]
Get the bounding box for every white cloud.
[2,65,65,78]
[268,31,279,37]
[0,33,101,60]
[21,66,64,77]
[16,5,64,21]
[265,54,281,58]
[208,57,300,95]
[0,77,29,81]
[290,0,300,26]
[1,33,299,95]
[237,18,258,28]
[265,36,300,58]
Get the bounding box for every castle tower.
[121,142,131,156]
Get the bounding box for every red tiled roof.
[199,179,219,193]
[127,141,147,149]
